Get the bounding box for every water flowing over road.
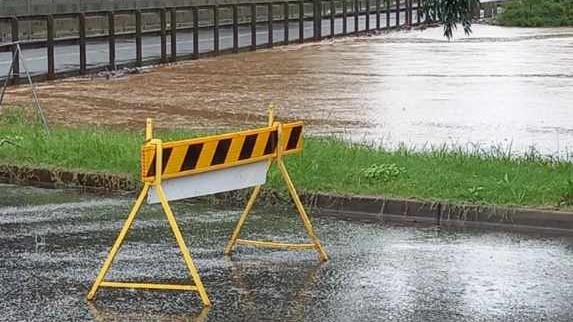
[348,24,573,157]
[1,183,573,321]
[3,24,573,157]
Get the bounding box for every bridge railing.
[0,0,423,83]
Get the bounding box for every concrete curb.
[0,164,137,192]
[1,164,572,233]
[308,193,573,233]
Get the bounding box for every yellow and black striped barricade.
[86,108,328,307]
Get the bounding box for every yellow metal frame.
[224,107,328,262]
[87,107,328,307]
[87,118,212,307]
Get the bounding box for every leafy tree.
[498,0,573,27]
[421,0,480,39]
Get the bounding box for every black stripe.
[146,154,156,177]
[161,148,172,174]
[286,126,302,150]
[145,147,173,177]
[211,138,232,165]
[264,130,278,155]
[180,143,203,171]
[239,134,258,160]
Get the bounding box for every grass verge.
[1,109,572,209]
[497,0,573,27]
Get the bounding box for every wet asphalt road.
[1,183,573,321]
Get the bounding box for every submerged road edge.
[1,164,572,233]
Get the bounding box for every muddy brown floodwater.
[3,24,573,156]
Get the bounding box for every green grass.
[1,108,572,209]
[497,0,573,27]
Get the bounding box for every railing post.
[11,17,19,79]
[135,10,142,65]
[413,0,416,25]
[313,0,321,40]
[330,0,335,37]
[283,2,289,43]
[79,13,87,73]
[268,3,273,47]
[298,1,304,42]
[160,8,167,63]
[417,0,422,24]
[395,0,400,26]
[193,7,199,58]
[386,0,390,28]
[47,15,55,79]
[251,3,257,50]
[354,0,359,33]
[376,0,380,30]
[342,0,347,34]
[108,11,116,70]
[171,8,177,61]
[233,5,239,52]
[214,5,220,54]
[403,0,407,26]
[365,0,370,30]
[408,0,412,26]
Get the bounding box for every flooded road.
[1,183,573,321]
[3,24,573,157]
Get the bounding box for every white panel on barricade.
[147,161,268,204]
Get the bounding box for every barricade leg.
[87,183,151,300]
[87,182,211,307]
[224,162,328,262]
[155,184,211,307]
[277,160,329,262]
[224,185,262,255]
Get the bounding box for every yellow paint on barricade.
[140,121,303,182]
[86,106,328,307]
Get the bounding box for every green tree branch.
[422,0,480,39]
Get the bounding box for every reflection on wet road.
[1,183,572,321]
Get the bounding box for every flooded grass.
[1,110,572,210]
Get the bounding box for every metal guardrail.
[0,0,422,83]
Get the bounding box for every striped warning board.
[141,122,303,182]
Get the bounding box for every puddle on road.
[1,184,573,321]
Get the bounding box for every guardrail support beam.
[135,10,142,65]
[108,11,116,70]
[171,8,177,61]
[79,13,87,73]
[11,18,20,79]
[47,15,55,79]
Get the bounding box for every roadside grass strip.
[1,111,572,209]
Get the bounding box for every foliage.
[498,0,573,27]
[360,163,406,182]
[421,0,480,39]
[561,178,573,206]
[0,135,23,147]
